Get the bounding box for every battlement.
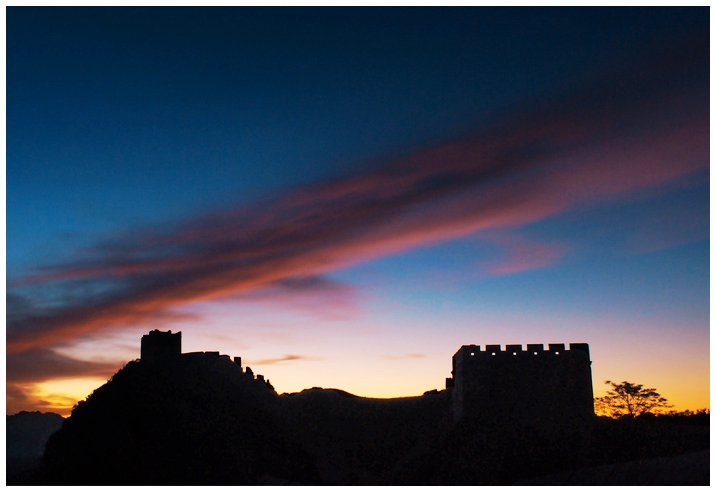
[454,343,589,359]
[451,342,594,423]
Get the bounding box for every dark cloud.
[7,36,708,354]
[6,348,121,384]
[6,383,30,405]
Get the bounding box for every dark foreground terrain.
[6,411,64,484]
[10,355,709,485]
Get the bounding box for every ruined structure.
[140,330,182,363]
[450,343,594,424]
[139,330,272,388]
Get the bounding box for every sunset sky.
[6,7,710,416]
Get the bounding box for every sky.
[6,7,710,416]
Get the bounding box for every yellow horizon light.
[30,377,109,417]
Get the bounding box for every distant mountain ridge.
[7,411,65,484]
[7,411,64,459]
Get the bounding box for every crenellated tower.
[450,343,594,423]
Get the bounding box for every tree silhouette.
[594,380,672,418]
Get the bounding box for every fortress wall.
[452,343,594,423]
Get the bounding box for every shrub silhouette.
[594,381,672,418]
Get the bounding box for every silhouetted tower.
[141,330,182,363]
[451,343,594,423]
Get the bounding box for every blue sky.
[6,7,709,415]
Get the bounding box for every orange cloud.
[252,354,323,365]
[382,353,427,360]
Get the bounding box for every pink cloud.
[482,235,567,277]
[226,276,365,320]
[7,36,708,355]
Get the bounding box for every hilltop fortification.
[139,329,272,388]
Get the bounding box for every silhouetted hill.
[279,387,451,484]
[38,355,319,485]
[7,411,64,458]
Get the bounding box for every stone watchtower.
[451,343,594,424]
[140,329,182,363]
